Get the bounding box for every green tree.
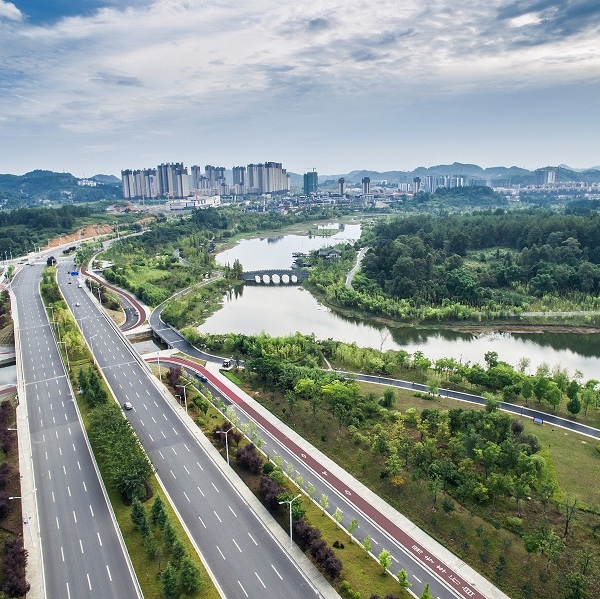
[397,568,411,589]
[130,498,147,532]
[160,563,178,599]
[171,538,187,562]
[545,382,563,412]
[319,494,329,514]
[333,507,343,525]
[581,387,596,416]
[562,573,589,599]
[163,520,177,551]
[381,388,396,408]
[567,394,582,417]
[484,351,499,368]
[533,377,550,403]
[426,377,439,397]
[348,518,359,535]
[540,528,565,570]
[362,535,372,554]
[179,555,203,595]
[521,378,533,404]
[420,582,434,599]
[150,495,168,530]
[378,549,392,572]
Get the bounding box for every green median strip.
[42,266,219,599]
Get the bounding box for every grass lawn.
[516,419,600,507]
[237,375,600,599]
[194,402,410,599]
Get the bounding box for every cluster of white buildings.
[121,161,290,203]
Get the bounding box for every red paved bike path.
[149,355,487,599]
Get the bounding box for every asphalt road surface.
[12,260,141,599]
[59,270,323,599]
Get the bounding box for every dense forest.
[359,211,600,305]
[307,210,600,323]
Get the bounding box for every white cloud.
[0,0,599,174]
[0,0,21,21]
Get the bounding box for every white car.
[75,302,80,307]
[123,402,133,411]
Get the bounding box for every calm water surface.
[201,224,600,380]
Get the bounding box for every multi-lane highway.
[157,355,501,599]
[146,301,509,599]
[11,260,141,599]
[58,267,327,598]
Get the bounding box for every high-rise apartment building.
[232,166,246,194]
[362,177,370,195]
[412,177,421,194]
[156,163,190,198]
[204,165,226,187]
[246,162,289,194]
[121,168,158,200]
[535,168,559,185]
[233,166,245,186]
[303,171,318,195]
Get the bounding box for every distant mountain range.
[315,163,600,186]
[1,164,600,207]
[0,169,121,208]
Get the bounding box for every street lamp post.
[89,334,98,365]
[57,341,70,371]
[45,304,55,326]
[9,489,37,546]
[181,381,193,415]
[215,425,234,466]
[279,494,302,550]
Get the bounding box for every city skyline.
[1,0,599,177]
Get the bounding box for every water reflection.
[216,224,362,271]
[203,224,600,380]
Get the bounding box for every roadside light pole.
[89,334,98,365]
[279,494,302,550]
[9,489,37,546]
[57,341,70,371]
[215,425,234,466]
[45,305,55,326]
[182,381,193,415]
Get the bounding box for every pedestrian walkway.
[202,361,510,599]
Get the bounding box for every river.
[200,223,600,381]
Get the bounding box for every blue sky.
[1,0,599,177]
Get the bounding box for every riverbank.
[215,215,367,254]
[305,282,600,335]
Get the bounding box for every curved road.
[145,301,508,599]
[346,373,600,440]
[105,276,598,599]
[345,247,368,289]
[80,264,146,331]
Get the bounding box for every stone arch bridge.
[241,269,309,285]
